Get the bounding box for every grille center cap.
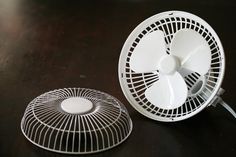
[61,97,93,114]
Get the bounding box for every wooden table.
[0,0,235,156]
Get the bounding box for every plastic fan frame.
[118,11,225,122]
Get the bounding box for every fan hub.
[159,55,180,74]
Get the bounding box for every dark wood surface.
[0,0,236,157]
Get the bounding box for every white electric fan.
[119,11,236,122]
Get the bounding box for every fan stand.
[211,88,236,118]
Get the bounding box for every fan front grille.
[119,11,224,121]
[21,88,132,154]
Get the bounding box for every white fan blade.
[145,72,187,109]
[170,29,211,75]
[178,67,195,78]
[130,30,166,73]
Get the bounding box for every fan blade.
[145,72,187,109]
[178,67,195,78]
[130,30,166,73]
[170,29,211,75]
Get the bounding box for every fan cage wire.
[21,88,133,154]
[119,11,225,121]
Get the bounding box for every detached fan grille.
[119,11,224,121]
[21,88,132,154]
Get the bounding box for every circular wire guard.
[21,88,133,154]
[118,11,225,121]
